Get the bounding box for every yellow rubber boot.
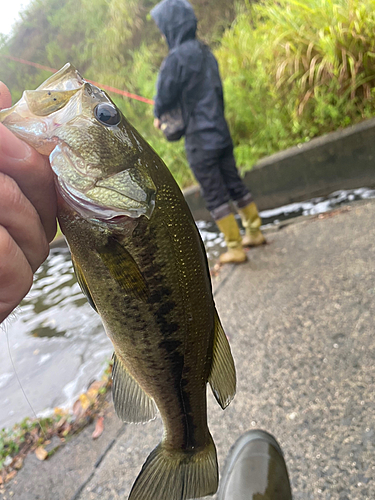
[216,214,247,264]
[238,202,266,247]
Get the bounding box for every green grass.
[215,0,375,172]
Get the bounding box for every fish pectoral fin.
[208,309,236,409]
[129,436,218,500]
[112,352,157,423]
[72,256,97,312]
[97,237,150,302]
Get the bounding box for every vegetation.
[217,0,375,170]
[1,0,375,186]
[0,362,112,485]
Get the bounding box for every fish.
[0,63,236,500]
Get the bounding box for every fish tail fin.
[128,434,218,500]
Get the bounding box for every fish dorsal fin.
[208,310,236,409]
[97,237,150,302]
[72,256,97,312]
[112,352,157,423]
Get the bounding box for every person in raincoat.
[151,0,266,264]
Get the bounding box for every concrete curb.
[183,118,375,220]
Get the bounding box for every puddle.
[1,187,374,429]
[198,187,375,266]
[259,187,375,226]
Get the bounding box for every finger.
[0,226,33,323]
[0,172,49,272]
[0,82,12,110]
[0,124,57,242]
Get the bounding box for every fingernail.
[0,123,32,160]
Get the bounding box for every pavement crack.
[69,424,126,500]
[213,264,238,298]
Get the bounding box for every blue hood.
[151,0,197,49]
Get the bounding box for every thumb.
[0,82,12,110]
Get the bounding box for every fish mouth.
[57,178,155,223]
[51,144,157,223]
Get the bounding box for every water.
[0,247,112,429]
[259,187,375,226]
[198,187,375,266]
[1,187,374,429]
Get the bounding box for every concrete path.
[2,199,375,500]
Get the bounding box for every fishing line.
[4,323,47,439]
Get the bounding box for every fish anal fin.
[98,237,149,302]
[208,309,236,409]
[129,435,218,500]
[112,353,157,423]
[72,256,97,312]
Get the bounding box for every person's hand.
[0,82,57,323]
[153,117,161,130]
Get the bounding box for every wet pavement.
[1,198,375,500]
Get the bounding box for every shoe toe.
[218,430,292,500]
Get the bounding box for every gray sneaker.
[218,430,292,500]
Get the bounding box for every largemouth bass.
[0,64,236,500]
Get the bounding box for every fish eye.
[94,103,121,126]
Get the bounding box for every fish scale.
[0,63,236,500]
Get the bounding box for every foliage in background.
[1,0,375,185]
[217,0,375,170]
[0,0,234,187]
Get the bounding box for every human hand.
[153,118,161,130]
[0,82,57,323]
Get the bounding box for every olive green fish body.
[0,64,236,500]
[59,176,214,450]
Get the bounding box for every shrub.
[216,0,375,171]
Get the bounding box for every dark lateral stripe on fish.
[158,339,182,352]
[158,350,201,448]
